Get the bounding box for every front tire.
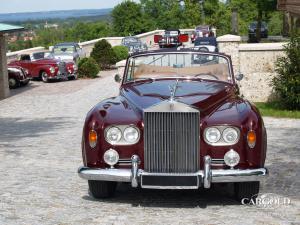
[9,78,19,89]
[234,181,260,203]
[67,75,76,81]
[88,180,117,199]
[41,72,49,83]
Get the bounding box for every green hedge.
[78,57,100,79]
[90,39,116,69]
[273,32,300,110]
[113,45,129,62]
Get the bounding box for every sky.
[0,0,128,14]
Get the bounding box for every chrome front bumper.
[78,155,268,189]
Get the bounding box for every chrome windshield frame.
[122,51,235,85]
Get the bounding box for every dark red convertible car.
[8,52,77,82]
[78,49,268,202]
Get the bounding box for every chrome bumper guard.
[78,155,268,189]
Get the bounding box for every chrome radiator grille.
[144,111,200,173]
[58,62,67,74]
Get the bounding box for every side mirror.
[114,74,122,83]
[235,73,244,81]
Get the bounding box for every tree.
[273,32,300,110]
[112,1,150,36]
[90,39,116,69]
[254,0,277,42]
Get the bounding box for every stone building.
[278,0,300,33]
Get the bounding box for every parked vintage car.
[78,49,268,201]
[193,37,218,52]
[121,36,148,54]
[248,21,268,41]
[8,53,77,82]
[191,25,215,43]
[51,42,85,63]
[154,29,189,48]
[8,66,30,89]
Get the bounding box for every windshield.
[125,53,232,83]
[53,45,75,54]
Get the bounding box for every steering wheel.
[194,73,219,80]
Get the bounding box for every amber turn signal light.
[247,130,256,148]
[89,130,97,148]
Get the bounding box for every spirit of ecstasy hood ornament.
[169,79,180,102]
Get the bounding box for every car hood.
[121,79,234,113]
[53,54,75,61]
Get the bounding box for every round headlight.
[103,149,119,167]
[223,127,239,144]
[49,67,55,74]
[205,127,221,143]
[105,127,122,144]
[224,149,240,168]
[123,126,140,144]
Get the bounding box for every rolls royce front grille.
[144,111,200,173]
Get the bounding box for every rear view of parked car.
[193,37,218,52]
[154,29,189,48]
[121,36,148,54]
[8,66,30,89]
[248,21,268,41]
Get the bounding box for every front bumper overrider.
[78,155,268,189]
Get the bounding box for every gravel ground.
[0,71,299,225]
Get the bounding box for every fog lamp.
[224,149,240,168]
[103,149,119,167]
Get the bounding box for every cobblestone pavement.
[0,71,299,225]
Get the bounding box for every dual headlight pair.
[105,125,140,145]
[204,126,240,145]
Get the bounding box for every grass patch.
[254,102,300,119]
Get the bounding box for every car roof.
[165,28,180,32]
[54,42,78,46]
[130,48,229,58]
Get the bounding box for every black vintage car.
[8,66,30,89]
[248,21,268,41]
[154,29,189,48]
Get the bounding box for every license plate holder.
[141,174,199,189]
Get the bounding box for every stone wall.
[217,35,286,102]
[6,46,45,62]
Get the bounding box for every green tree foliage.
[113,46,129,62]
[273,32,300,110]
[78,57,100,78]
[112,1,151,36]
[90,39,116,69]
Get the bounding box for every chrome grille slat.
[144,110,199,173]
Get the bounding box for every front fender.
[201,98,267,169]
[82,96,143,168]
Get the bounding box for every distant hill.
[0,9,112,22]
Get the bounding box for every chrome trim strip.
[211,168,268,182]
[78,167,132,182]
